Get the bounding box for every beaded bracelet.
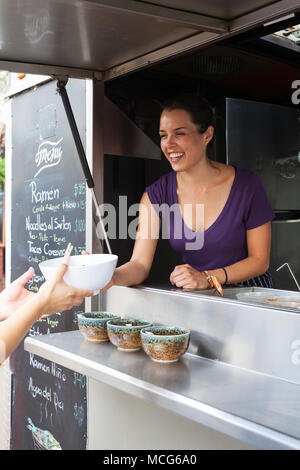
[204,271,224,296]
[204,271,214,289]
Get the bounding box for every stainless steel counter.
[24,284,300,449]
[103,285,300,384]
[25,329,300,450]
[136,283,300,312]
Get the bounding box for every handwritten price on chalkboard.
[74,183,85,198]
[73,372,86,389]
[74,218,86,233]
[73,246,86,256]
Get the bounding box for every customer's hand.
[36,263,93,317]
[170,264,210,290]
[0,268,36,321]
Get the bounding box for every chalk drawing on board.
[34,137,64,177]
[74,402,85,427]
[26,417,62,450]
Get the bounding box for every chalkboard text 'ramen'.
[30,181,60,204]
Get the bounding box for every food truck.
[0,0,300,450]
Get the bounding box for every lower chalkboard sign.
[10,78,88,449]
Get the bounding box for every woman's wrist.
[200,271,211,289]
[33,291,50,318]
[205,268,227,286]
[12,295,43,323]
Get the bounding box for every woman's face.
[159,109,213,173]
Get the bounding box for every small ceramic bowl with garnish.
[141,326,190,363]
[107,318,152,351]
[77,312,121,342]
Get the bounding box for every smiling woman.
[159,94,216,164]
[98,94,275,293]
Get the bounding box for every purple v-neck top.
[145,167,275,271]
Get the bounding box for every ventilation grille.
[192,55,243,75]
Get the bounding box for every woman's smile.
[168,151,185,164]
[159,109,211,172]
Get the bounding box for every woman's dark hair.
[160,94,216,158]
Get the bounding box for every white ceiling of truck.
[0,0,299,79]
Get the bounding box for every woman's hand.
[0,268,36,321]
[36,263,93,317]
[170,264,209,290]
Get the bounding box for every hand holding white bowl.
[0,263,94,363]
[37,263,94,316]
[40,253,118,295]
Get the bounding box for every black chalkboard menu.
[10,79,88,450]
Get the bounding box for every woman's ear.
[204,125,214,145]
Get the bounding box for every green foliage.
[0,157,5,190]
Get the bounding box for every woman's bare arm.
[170,222,272,289]
[101,192,160,291]
[210,221,272,284]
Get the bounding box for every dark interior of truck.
[104,13,300,287]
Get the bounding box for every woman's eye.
[160,135,167,140]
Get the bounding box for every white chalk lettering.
[53,392,64,413]
[28,376,51,401]
[34,138,63,177]
[29,353,51,374]
[30,180,60,204]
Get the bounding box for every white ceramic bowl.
[39,254,118,295]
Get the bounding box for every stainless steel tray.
[224,287,300,311]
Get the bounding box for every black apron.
[227,270,273,288]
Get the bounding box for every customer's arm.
[0,267,36,321]
[0,263,93,362]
